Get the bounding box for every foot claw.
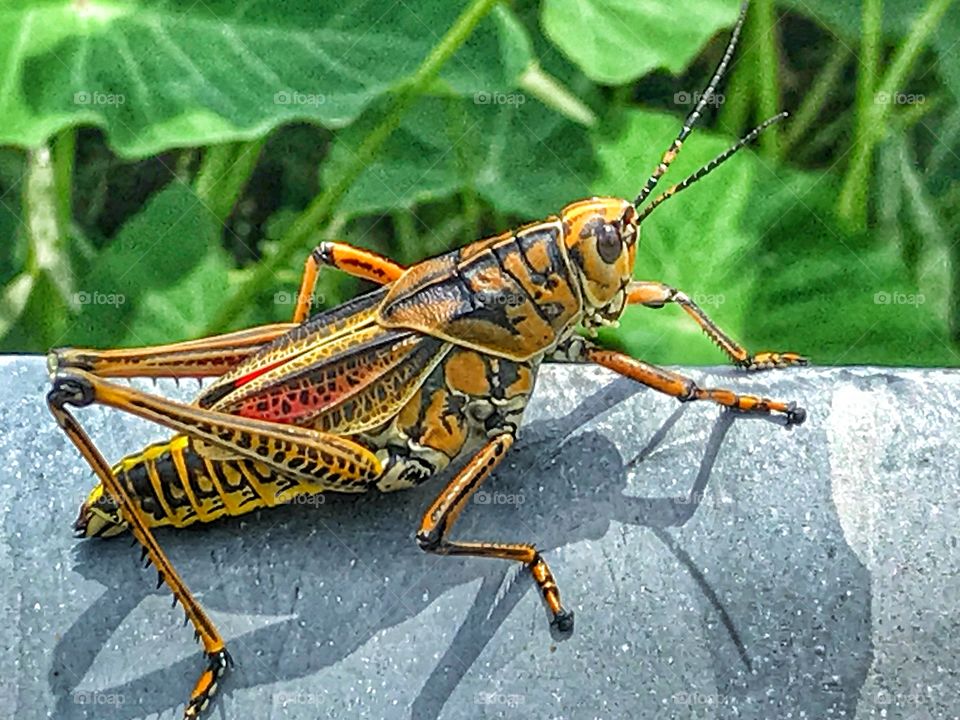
[184,648,231,719]
[785,402,807,426]
[740,351,808,372]
[550,608,575,639]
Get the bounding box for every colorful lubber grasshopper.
[46,4,807,717]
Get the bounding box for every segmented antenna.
[635,111,788,224]
[633,1,749,210]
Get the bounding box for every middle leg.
[554,338,806,425]
[416,434,575,635]
[292,241,407,322]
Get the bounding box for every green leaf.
[0,1,530,158]
[68,182,231,346]
[744,169,955,365]
[779,0,960,100]
[0,149,26,287]
[540,0,740,85]
[590,109,956,365]
[442,4,535,96]
[0,271,69,350]
[323,94,597,220]
[931,5,960,101]
[777,0,920,39]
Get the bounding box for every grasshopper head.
[560,197,638,328]
[555,4,788,334]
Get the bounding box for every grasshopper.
[46,4,806,717]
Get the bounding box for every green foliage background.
[0,0,957,365]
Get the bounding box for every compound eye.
[596,224,622,264]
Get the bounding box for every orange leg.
[48,367,382,717]
[48,382,230,719]
[51,324,297,379]
[627,281,807,370]
[55,368,381,481]
[416,434,574,635]
[292,241,406,322]
[52,241,407,374]
[578,342,805,425]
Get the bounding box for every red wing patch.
[209,325,430,425]
[197,287,388,410]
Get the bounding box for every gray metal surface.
[1,356,958,719]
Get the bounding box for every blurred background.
[0,0,956,365]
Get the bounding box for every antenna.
[635,112,788,224]
[633,1,749,210]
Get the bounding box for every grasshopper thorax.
[560,197,638,328]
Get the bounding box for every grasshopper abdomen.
[77,437,335,537]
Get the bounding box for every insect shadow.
[52,376,871,719]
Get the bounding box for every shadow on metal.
[51,377,871,719]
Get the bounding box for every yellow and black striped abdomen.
[76,435,334,538]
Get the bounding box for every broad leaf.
[0,1,531,157]
[323,94,597,220]
[68,182,231,346]
[540,0,740,85]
